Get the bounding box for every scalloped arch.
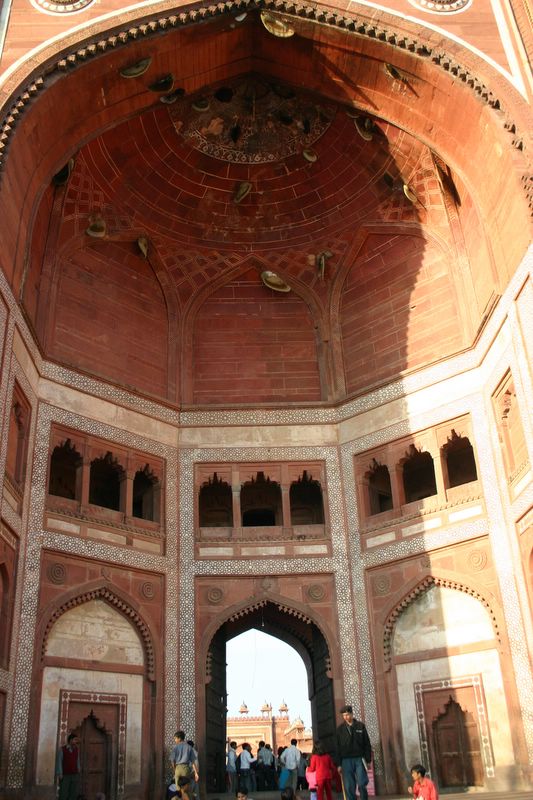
[383,575,501,668]
[203,592,336,680]
[41,585,156,680]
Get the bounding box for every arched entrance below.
[205,600,335,792]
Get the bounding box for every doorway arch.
[204,599,336,792]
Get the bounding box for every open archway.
[205,600,335,792]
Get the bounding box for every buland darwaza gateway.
[0,0,531,798]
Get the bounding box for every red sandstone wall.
[192,269,321,405]
[49,241,169,398]
[340,233,463,394]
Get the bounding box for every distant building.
[227,702,313,755]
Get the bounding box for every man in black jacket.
[335,704,372,800]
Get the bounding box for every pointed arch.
[183,255,326,404]
[201,591,339,683]
[382,575,501,668]
[40,584,156,680]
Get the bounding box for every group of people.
[226,704,438,800]
[56,705,438,800]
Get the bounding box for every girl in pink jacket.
[309,742,336,800]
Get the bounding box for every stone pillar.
[390,463,405,508]
[281,485,291,532]
[80,457,91,507]
[431,433,446,501]
[280,463,291,531]
[232,466,241,533]
[121,469,134,518]
[153,479,161,524]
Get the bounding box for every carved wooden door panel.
[80,713,109,798]
[426,690,484,788]
[70,701,118,800]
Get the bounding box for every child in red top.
[408,764,438,800]
[309,742,336,800]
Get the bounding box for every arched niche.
[35,588,158,798]
[48,438,82,500]
[391,585,494,656]
[384,581,514,793]
[45,240,170,400]
[191,267,321,405]
[44,599,144,665]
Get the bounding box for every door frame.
[414,675,494,783]
[59,689,127,800]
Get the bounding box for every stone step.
[208,791,532,800]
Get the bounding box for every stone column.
[390,463,405,509]
[80,456,91,508]
[431,432,447,502]
[232,466,241,533]
[121,469,134,519]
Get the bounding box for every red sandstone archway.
[202,598,338,792]
[30,582,161,799]
[0,3,529,411]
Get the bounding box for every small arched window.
[289,471,325,525]
[442,430,478,488]
[89,453,123,511]
[365,460,393,515]
[48,439,82,499]
[133,465,159,522]
[5,383,31,490]
[241,472,282,527]
[402,445,437,503]
[199,474,233,527]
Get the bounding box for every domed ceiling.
[22,9,496,408]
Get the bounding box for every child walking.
[309,742,336,800]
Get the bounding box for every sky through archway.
[226,629,312,728]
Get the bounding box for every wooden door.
[426,691,484,788]
[78,712,111,798]
[205,625,227,793]
[311,625,336,757]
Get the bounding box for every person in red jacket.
[309,742,336,800]
[408,764,439,800]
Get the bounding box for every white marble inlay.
[46,518,81,534]
[401,517,442,537]
[198,546,234,557]
[88,528,127,545]
[448,505,483,523]
[294,544,329,555]
[366,531,396,548]
[240,546,286,556]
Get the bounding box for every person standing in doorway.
[280,739,301,791]
[170,731,199,787]
[335,705,372,800]
[227,740,238,794]
[55,732,81,800]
